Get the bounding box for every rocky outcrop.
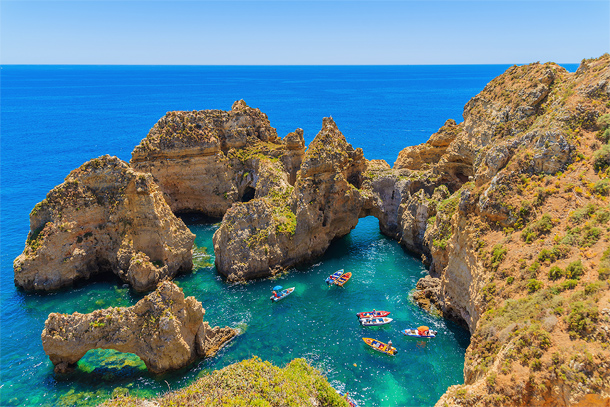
[213,117,368,280]
[13,156,195,292]
[42,281,237,374]
[399,56,610,406]
[130,100,305,217]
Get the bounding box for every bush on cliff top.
[102,357,349,407]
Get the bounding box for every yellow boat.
[362,337,396,355]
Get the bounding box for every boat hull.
[334,272,352,286]
[359,317,393,326]
[403,328,437,338]
[325,269,344,284]
[356,310,390,318]
[271,287,295,302]
[362,337,396,355]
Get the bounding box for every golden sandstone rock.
[42,281,236,374]
[14,155,194,292]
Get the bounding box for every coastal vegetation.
[102,357,350,407]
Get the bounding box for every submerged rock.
[42,281,237,374]
[14,155,195,292]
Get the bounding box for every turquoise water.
[2,215,469,406]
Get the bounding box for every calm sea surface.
[0,65,577,406]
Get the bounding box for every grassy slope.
[101,357,350,407]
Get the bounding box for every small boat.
[270,287,295,302]
[362,337,396,355]
[356,310,390,319]
[337,391,358,407]
[403,325,437,338]
[325,269,344,284]
[334,271,352,287]
[360,317,393,326]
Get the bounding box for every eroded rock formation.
[404,56,610,405]
[130,100,305,217]
[213,117,368,280]
[42,281,237,374]
[14,155,195,292]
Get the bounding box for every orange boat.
[334,271,352,286]
[362,337,396,355]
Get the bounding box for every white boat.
[359,317,393,326]
[270,287,295,302]
[403,326,437,338]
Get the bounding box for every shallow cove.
[175,215,470,406]
[1,215,469,406]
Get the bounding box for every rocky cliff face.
[42,281,237,374]
[213,117,368,280]
[130,100,305,217]
[397,55,610,406]
[13,155,195,292]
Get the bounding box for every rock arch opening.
[77,348,146,375]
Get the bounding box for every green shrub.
[597,113,610,129]
[549,266,564,280]
[506,276,514,284]
[561,227,581,246]
[528,261,541,277]
[565,260,584,279]
[537,245,570,264]
[538,248,553,264]
[584,282,604,295]
[521,214,554,243]
[599,266,610,281]
[594,145,610,171]
[482,282,497,302]
[570,203,597,224]
[600,247,610,280]
[558,279,579,291]
[580,226,601,247]
[530,358,542,371]
[567,301,598,337]
[489,244,508,271]
[526,279,543,293]
[593,179,610,196]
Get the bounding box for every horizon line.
[1,62,581,67]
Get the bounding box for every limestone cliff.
[42,281,237,374]
[13,155,195,292]
[397,55,610,406]
[213,117,367,280]
[130,100,305,217]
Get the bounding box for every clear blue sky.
[1,0,608,65]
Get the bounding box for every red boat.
[356,310,390,319]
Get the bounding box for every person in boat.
[387,339,392,350]
[272,290,278,298]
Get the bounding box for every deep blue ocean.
[0,64,578,406]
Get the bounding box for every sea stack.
[42,281,237,374]
[13,155,195,292]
